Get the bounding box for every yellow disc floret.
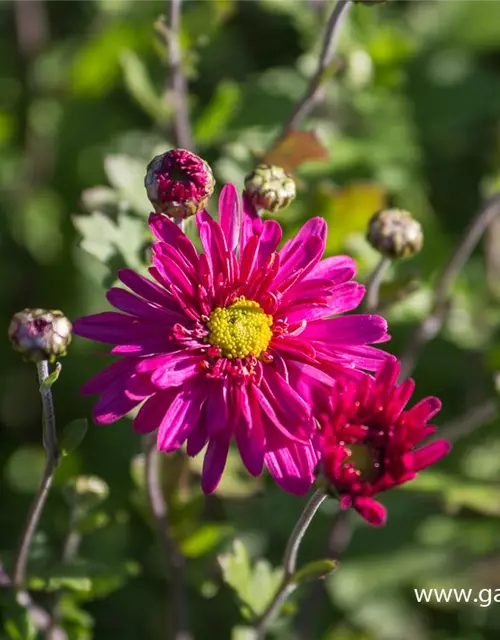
[207,297,273,359]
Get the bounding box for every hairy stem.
[364,256,390,312]
[255,490,327,639]
[165,0,193,150]
[399,193,500,380]
[12,361,60,588]
[276,0,351,142]
[144,436,191,640]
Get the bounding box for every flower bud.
[366,208,423,259]
[8,308,72,363]
[145,149,215,220]
[244,164,296,213]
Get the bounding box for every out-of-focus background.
[1,1,500,638]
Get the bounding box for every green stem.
[364,256,390,312]
[255,489,327,639]
[12,360,60,587]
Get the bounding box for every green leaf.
[104,154,151,214]
[219,540,283,618]
[181,523,234,558]
[40,362,62,392]
[60,419,88,456]
[73,210,148,284]
[120,50,171,124]
[5,446,45,494]
[291,559,338,584]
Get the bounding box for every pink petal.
[133,388,176,434]
[412,440,451,471]
[353,496,387,527]
[93,371,152,425]
[219,184,241,254]
[156,384,207,452]
[306,255,356,284]
[81,358,137,396]
[205,380,230,437]
[235,385,265,476]
[276,236,325,288]
[150,354,201,388]
[406,397,442,424]
[303,315,388,345]
[106,287,184,324]
[201,436,231,494]
[264,439,318,495]
[149,213,198,265]
[118,269,176,308]
[280,217,327,264]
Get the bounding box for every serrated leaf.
[263,130,328,172]
[120,50,172,124]
[291,559,338,584]
[181,524,234,558]
[219,540,283,618]
[60,419,88,456]
[104,154,151,214]
[73,210,147,283]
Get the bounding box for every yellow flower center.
[345,443,378,481]
[207,297,273,359]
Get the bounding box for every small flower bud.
[367,208,423,259]
[8,309,72,363]
[145,149,215,220]
[244,164,296,213]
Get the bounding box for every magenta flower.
[318,357,451,526]
[74,185,390,495]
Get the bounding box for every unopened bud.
[244,164,296,213]
[9,309,72,363]
[145,149,215,220]
[367,209,423,259]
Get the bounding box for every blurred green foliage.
[2,1,500,639]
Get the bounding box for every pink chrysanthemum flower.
[74,185,390,495]
[318,357,451,526]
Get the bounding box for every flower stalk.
[255,489,327,639]
[364,256,390,312]
[12,360,61,587]
[276,0,351,141]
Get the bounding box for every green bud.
[244,164,296,213]
[367,209,423,259]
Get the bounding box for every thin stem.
[399,193,500,380]
[275,0,351,142]
[364,256,390,312]
[165,0,193,150]
[144,436,191,640]
[255,490,327,639]
[12,361,60,588]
